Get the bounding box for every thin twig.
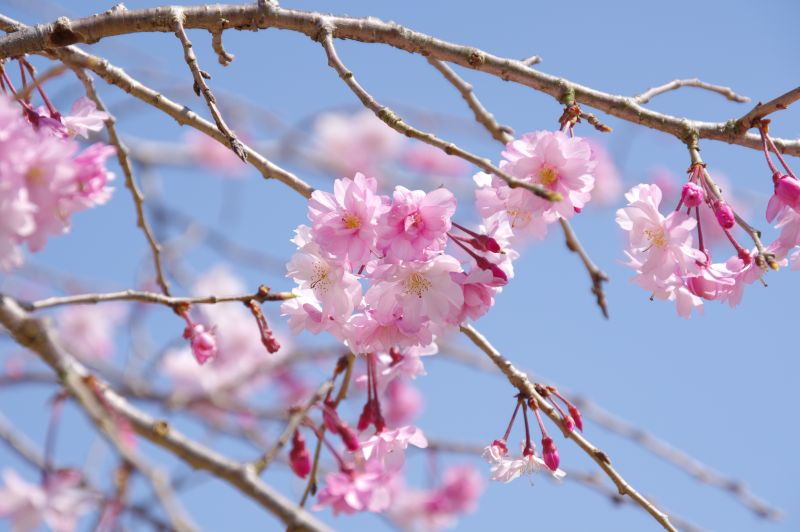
[559,219,609,318]
[0,294,331,532]
[319,30,560,202]
[209,27,234,66]
[634,78,750,105]
[252,380,334,474]
[66,66,172,296]
[23,288,294,311]
[427,58,513,144]
[459,324,677,532]
[736,85,800,133]
[173,12,246,161]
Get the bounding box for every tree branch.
[0,6,798,154]
[318,30,560,202]
[0,294,331,532]
[634,78,750,105]
[459,324,676,532]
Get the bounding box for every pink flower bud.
[541,436,560,472]
[568,405,584,432]
[562,415,576,433]
[339,423,361,452]
[289,430,311,478]
[469,235,502,253]
[712,201,735,229]
[474,256,508,286]
[185,324,217,365]
[681,182,705,207]
[775,174,800,208]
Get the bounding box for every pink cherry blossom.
[0,469,96,532]
[313,110,405,177]
[482,442,565,483]
[314,461,392,516]
[62,97,109,139]
[501,130,596,221]
[360,425,428,472]
[616,183,704,282]
[383,379,423,428]
[400,143,469,177]
[365,255,463,336]
[56,304,127,361]
[388,465,483,531]
[474,172,550,239]
[685,262,735,301]
[451,268,498,323]
[587,140,622,206]
[308,173,387,266]
[377,186,457,262]
[185,129,248,178]
[766,173,800,223]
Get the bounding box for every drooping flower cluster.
[282,172,511,353]
[616,150,797,317]
[0,87,114,270]
[474,130,597,241]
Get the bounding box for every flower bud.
[774,174,800,209]
[681,182,705,207]
[185,324,217,365]
[712,201,735,229]
[568,405,584,432]
[541,436,560,472]
[474,256,508,286]
[289,430,311,478]
[562,415,576,433]
[339,422,361,452]
[469,235,502,253]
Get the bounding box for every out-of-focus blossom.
[314,461,392,516]
[62,97,108,139]
[56,304,127,361]
[401,143,469,178]
[185,129,248,178]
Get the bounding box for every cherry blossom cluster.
[280,171,513,352]
[617,124,800,317]
[482,387,581,484]
[473,130,598,242]
[0,61,115,270]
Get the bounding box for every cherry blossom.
[0,469,96,532]
[313,110,405,177]
[308,173,387,266]
[314,461,392,516]
[482,442,565,483]
[185,129,248,178]
[376,186,457,262]
[360,425,428,472]
[56,304,127,361]
[62,97,109,139]
[400,143,469,178]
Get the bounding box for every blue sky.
[1,0,799,531]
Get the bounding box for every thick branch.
[0,294,331,532]
[459,324,676,532]
[0,6,798,154]
[634,78,750,105]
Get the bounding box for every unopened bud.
[681,182,705,207]
[469,235,502,253]
[289,430,311,478]
[774,174,800,208]
[185,324,217,365]
[712,201,735,229]
[562,415,576,433]
[568,405,584,432]
[338,422,361,452]
[541,436,560,472]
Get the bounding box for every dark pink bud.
[681,182,705,207]
[573,206,583,214]
[568,405,583,432]
[712,201,735,229]
[357,402,373,432]
[185,324,217,365]
[469,235,502,253]
[289,430,311,478]
[775,174,800,208]
[562,415,576,433]
[541,437,560,471]
[323,403,341,434]
[474,256,508,286]
[339,422,361,452]
[491,439,508,456]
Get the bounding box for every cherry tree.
[0,1,795,531]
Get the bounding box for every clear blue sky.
[1,1,798,531]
